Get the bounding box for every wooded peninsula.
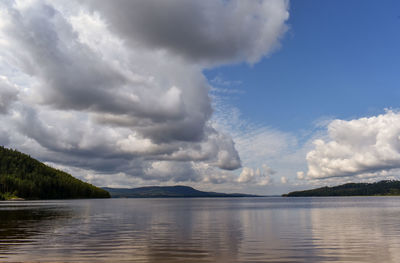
[0,146,110,200]
[283,180,400,197]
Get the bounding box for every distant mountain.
[283,180,400,197]
[0,146,110,200]
[103,185,260,198]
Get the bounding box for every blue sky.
[1,0,400,195]
[206,0,400,132]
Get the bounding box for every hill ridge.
[103,185,261,198]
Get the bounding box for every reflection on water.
[309,199,400,262]
[0,201,72,259]
[1,197,400,262]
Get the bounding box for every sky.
[0,0,400,195]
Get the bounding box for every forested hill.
[103,185,260,198]
[283,180,400,197]
[0,146,110,200]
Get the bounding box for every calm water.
[1,197,400,262]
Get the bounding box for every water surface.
[1,197,400,262]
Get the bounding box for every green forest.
[283,180,400,197]
[0,146,110,200]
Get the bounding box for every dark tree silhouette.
[0,146,110,200]
[283,180,400,197]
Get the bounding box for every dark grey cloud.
[83,0,289,65]
[0,129,10,146]
[0,77,18,114]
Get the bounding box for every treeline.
[283,180,400,197]
[0,146,110,200]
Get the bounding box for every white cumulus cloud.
[306,110,400,179]
[280,176,288,184]
[237,164,275,185]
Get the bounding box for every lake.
[1,197,400,262]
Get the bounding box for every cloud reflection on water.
[2,198,400,262]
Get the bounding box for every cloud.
[0,0,290,185]
[237,164,274,185]
[305,110,400,179]
[0,76,18,114]
[212,101,299,165]
[82,0,290,66]
[145,161,201,183]
[210,75,243,87]
[280,176,288,184]
[0,128,9,146]
[296,171,305,180]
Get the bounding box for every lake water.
[1,197,400,262]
